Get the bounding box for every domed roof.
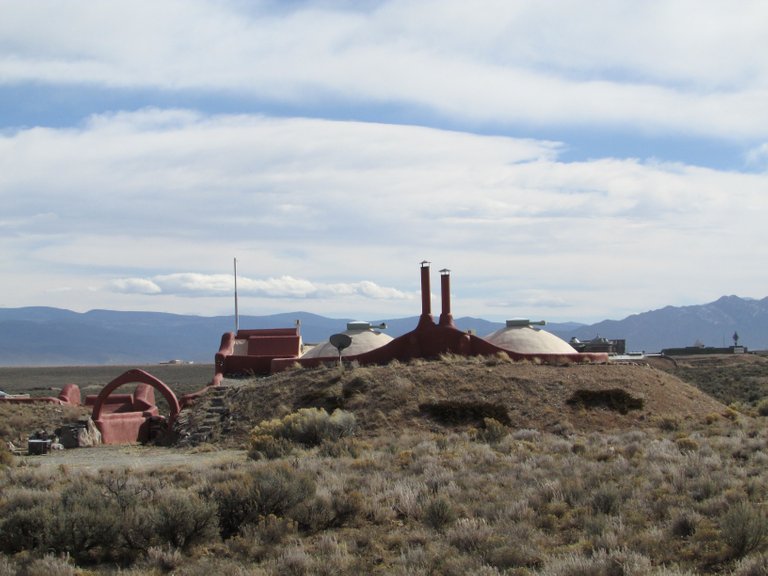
[301,322,393,359]
[484,320,577,355]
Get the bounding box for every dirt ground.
[19,444,246,471]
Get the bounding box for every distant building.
[570,336,626,355]
[661,344,747,356]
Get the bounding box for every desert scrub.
[211,461,315,539]
[152,489,218,551]
[249,407,357,459]
[423,496,458,531]
[476,417,509,445]
[720,501,768,559]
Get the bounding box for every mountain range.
[0,295,766,366]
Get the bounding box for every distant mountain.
[548,296,768,353]
[0,296,766,365]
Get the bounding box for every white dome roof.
[301,327,393,358]
[484,324,577,355]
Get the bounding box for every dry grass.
[0,403,90,445]
[3,415,768,574]
[2,355,767,574]
[187,356,727,446]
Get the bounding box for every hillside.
[177,356,727,446]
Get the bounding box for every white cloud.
[108,278,162,295]
[1,109,767,321]
[2,1,768,138]
[107,272,414,300]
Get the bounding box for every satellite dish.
[329,333,353,367]
[330,333,352,351]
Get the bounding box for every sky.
[1,0,767,324]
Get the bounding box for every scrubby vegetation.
[3,355,768,574]
[3,410,768,574]
[659,354,768,410]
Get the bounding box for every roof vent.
[347,321,387,331]
[506,319,546,328]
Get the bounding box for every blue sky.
[1,0,767,323]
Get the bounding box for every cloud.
[2,1,768,139]
[1,109,767,321]
[108,273,414,300]
[108,278,162,295]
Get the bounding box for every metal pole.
[234,257,239,333]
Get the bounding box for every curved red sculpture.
[92,369,180,445]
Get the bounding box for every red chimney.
[420,261,432,322]
[439,268,454,326]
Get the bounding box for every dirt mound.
[180,357,727,446]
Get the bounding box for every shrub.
[249,434,294,460]
[757,399,768,417]
[330,489,365,527]
[0,443,13,467]
[669,510,699,539]
[676,437,699,452]
[213,477,260,539]
[252,514,298,544]
[119,504,161,557]
[539,549,652,576]
[17,554,76,576]
[0,503,55,554]
[447,518,494,555]
[276,543,313,576]
[153,489,218,550]
[487,544,543,571]
[478,417,508,445]
[292,495,335,533]
[313,534,352,576]
[52,483,121,563]
[721,501,768,559]
[318,437,365,458]
[658,416,680,431]
[732,553,768,576]
[249,408,357,459]
[213,463,315,539]
[591,483,621,516]
[0,556,15,576]
[423,497,457,532]
[144,545,184,573]
[252,463,316,517]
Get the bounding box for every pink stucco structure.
[91,369,180,445]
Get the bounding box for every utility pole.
[234,257,239,333]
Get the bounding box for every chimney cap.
[440,268,450,274]
[420,260,430,267]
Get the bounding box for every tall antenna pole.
[233,257,239,333]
